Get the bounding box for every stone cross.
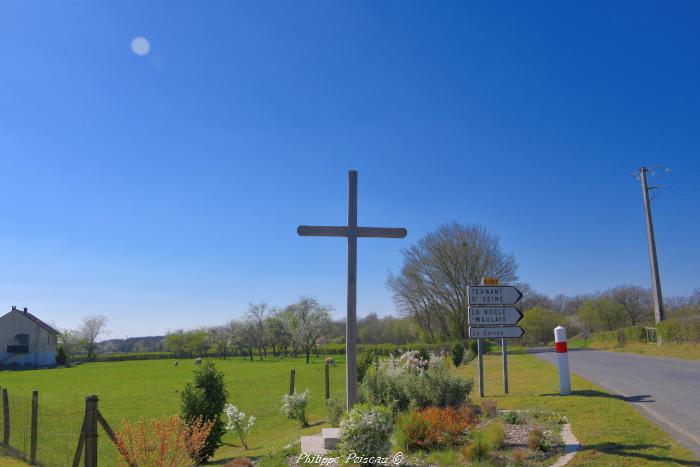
[297,170,407,409]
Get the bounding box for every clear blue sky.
[1,1,699,338]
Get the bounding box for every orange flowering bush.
[397,406,478,451]
[113,415,214,466]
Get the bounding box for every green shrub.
[503,411,521,424]
[360,353,472,412]
[482,422,505,450]
[462,431,490,461]
[55,347,67,366]
[657,319,700,343]
[326,397,344,427]
[339,404,393,466]
[462,349,476,364]
[181,361,228,463]
[527,428,544,451]
[357,349,375,384]
[623,326,646,343]
[451,341,464,367]
[359,363,411,413]
[405,361,472,409]
[281,389,310,427]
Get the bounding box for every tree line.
[388,222,700,345]
[164,297,333,363]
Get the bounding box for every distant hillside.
[97,335,166,354]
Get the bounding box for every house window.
[7,334,29,353]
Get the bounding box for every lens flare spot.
[131,36,151,56]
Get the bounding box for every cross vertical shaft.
[296,170,407,411]
[346,170,358,409]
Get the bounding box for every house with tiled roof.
[0,306,58,368]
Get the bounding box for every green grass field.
[0,356,346,465]
[457,353,698,466]
[2,353,698,466]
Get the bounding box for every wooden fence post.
[2,388,9,445]
[31,390,38,464]
[325,363,330,400]
[84,395,98,467]
[289,369,295,395]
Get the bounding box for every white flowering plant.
[399,350,430,373]
[224,404,255,449]
[361,350,471,412]
[339,403,393,466]
[281,389,310,427]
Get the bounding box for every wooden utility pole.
[639,167,665,326]
[298,170,407,409]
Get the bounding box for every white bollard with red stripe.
[554,326,571,395]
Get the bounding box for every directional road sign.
[468,285,523,306]
[469,326,524,339]
[468,306,523,326]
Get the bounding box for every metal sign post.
[468,281,523,396]
[502,338,509,394]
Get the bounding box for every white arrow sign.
[468,306,523,326]
[468,285,523,305]
[469,326,524,339]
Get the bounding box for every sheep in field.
[174,361,179,367]
[324,357,335,367]
[194,357,203,366]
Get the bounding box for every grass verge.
[457,353,698,466]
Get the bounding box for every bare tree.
[287,297,332,363]
[58,328,83,365]
[606,285,653,325]
[516,283,554,312]
[228,319,258,361]
[266,311,292,357]
[247,303,270,360]
[79,315,108,360]
[208,326,229,359]
[387,222,518,340]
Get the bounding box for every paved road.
[534,350,700,459]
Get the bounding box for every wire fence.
[1,388,85,466]
[1,359,346,466]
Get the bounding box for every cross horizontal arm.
[357,227,407,238]
[297,225,407,238]
[297,226,348,237]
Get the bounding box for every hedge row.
[657,318,700,343]
[588,319,700,346]
[94,351,174,362]
[318,342,449,356]
[589,326,647,346]
[86,343,453,362]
